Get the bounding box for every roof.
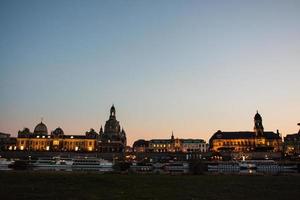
[34,122,48,135]
[180,139,205,143]
[133,139,149,147]
[149,139,172,144]
[284,133,300,141]
[209,130,281,143]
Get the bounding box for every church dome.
[34,122,48,135]
[52,127,64,136]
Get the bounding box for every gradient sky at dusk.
[0,0,299,145]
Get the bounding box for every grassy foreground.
[0,172,300,200]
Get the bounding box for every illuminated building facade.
[134,133,207,153]
[209,112,283,152]
[16,105,127,152]
[16,122,98,152]
[284,123,300,155]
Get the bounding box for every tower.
[254,111,264,136]
[171,131,174,140]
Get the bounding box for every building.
[98,105,127,153]
[15,105,127,153]
[284,123,300,155]
[16,121,97,152]
[135,132,208,153]
[0,132,16,151]
[181,139,207,153]
[209,111,283,153]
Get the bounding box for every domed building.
[99,105,127,152]
[34,121,48,135]
[17,121,97,152]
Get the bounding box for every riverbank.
[0,171,300,200]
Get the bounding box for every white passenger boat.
[72,157,113,171]
[32,157,73,171]
[164,162,189,173]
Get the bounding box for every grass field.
[0,172,299,200]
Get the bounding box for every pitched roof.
[209,130,281,142]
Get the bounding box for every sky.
[0,0,299,145]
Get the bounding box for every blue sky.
[1,0,300,145]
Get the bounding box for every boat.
[0,157,14,170]
[239,161,257,170]
[208,162,241,173]
[164,161,189,173]
[32,157,73,171]
[130,162,153,173]
[72,157,113,171]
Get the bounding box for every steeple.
[298,123,300,134]
[99,126,103,134]
[254,111,264,136]
[171,131,174,140]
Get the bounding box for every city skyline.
[2,106,299,146]
[1,0,300,145]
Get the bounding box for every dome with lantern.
[34,121,48,135]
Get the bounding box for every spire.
[100,125,103,134]
[171,131,174,140]
[298,123,300,134]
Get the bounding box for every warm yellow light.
[88,146,93,151]
[46,146,50,151]
[20,146,24,150]
[75,146,78,151]
[53,140,59,145]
